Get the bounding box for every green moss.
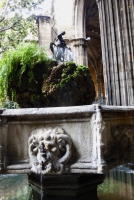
[43,61,95,107]
[54,62,90,89]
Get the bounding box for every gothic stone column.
[72,0,88,66]
[71,38,88,66]
[96,0,134,105]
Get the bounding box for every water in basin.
[0,165,134,199]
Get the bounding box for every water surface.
[0,165,134,200]
[0,174,31,200]
[98,165,134,200]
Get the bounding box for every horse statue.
[50,31,73,63]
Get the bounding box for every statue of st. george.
[50,31,73,63]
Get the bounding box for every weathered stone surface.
[1,104,134,174]
[28,127,73,174]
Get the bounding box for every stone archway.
[85,0,105,102]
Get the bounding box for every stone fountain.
[1,104,134,199]
[1,32,134,199]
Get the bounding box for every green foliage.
[0,15,38,54]
[0,0,43,54]
[0,42,50,107]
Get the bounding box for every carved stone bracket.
[28,127,72,174]
[36,16,51,24]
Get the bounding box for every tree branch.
[0,21,19,32]
[0,0,10,23]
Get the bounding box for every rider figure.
[56,31,66,48]
[50,31,73,62]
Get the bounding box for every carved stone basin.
[0,104,134,199]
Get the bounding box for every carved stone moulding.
[28,127,72,175]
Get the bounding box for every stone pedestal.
[28,173,105,200]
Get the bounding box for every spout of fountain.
[40,161,43,171]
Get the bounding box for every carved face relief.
[28,127,72,174]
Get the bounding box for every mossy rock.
[42,62,96,107]
[7,60,57,108]
[7,61,95,108]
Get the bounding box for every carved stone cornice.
[71,38,88,47]
[36,16,51,24]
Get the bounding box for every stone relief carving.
[104,124,134,164]
[28,127,72,174]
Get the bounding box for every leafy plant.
[0,42,50,107]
